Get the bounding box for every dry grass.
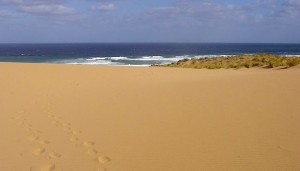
[153,54,300,69]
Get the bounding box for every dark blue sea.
[0,43,300,66]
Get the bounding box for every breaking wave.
[50,55,236,66]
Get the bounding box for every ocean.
[0,43,300,66]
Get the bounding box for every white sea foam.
[85,55,187,63]
[51,54,241,66]
[111,57,128,60]
[128,56,185,61]
[67,61,112,65]
[52,58,115,65]
[86,57,107,61]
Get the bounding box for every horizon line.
[0,42,300,44]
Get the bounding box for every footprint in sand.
[87,149,98,156]
[85,148,99,160]
[70,130,81,136]
[30,164,56,171]
[82,141,96,148]
[97,156,111,171]
[31,147,46,156]
[43,113,111,170]
[98,156,111,164]
[48,152,62,159]
[69,136,79,143]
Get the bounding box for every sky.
[0,0,299,43]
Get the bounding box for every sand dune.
[0,62,299,171]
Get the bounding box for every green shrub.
[152,54,300,69]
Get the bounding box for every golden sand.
[0,62,299,171]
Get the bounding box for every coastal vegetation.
[153,54,300,69]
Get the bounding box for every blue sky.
[0,0,299,43]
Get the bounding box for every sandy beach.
[1,62,299,171]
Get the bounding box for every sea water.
[0,43,299,66]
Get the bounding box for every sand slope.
[0,63,299,171]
